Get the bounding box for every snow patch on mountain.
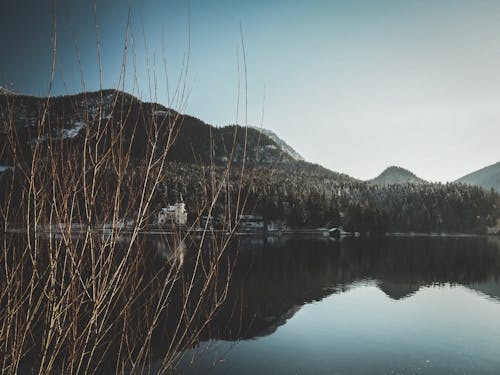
[250,126,304,161]
[60,122,87,139]
[152,110,173,117]
[29,122,87,145]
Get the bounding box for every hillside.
[0,89,344,179]
[369,166,426,185]
[456,162,500,192]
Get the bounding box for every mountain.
[0,89,352,185]
[368,166,426,185]
[0,89,309,168]
[250,126,304,161]
[456,162,500,192]
[1,89,498,234]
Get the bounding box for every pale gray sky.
[1,0,499,181]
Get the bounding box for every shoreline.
[2,224,498,239]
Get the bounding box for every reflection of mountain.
[199,236,500,341]
[192,237,342,340]
[469,278,500,301]
[376,281,420,300]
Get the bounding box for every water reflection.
[153,236,186,265]
[194,236,500,342]
[7,230,500,373]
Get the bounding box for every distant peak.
[369,165,426,185]
[455,161,500,192]
[382,165,416,174]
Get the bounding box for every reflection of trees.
[26,235,496,355]
[340,237,500,294]
[198,236,500,341]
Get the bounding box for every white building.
[158,203,188,225]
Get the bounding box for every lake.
[175,235,500,374]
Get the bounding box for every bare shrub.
[0,5,253,374]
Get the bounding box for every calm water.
[176,236,500,374]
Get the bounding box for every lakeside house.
[239,215,265,231]
[158,203,188,226]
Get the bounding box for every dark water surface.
[177,236,500,374]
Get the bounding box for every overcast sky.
[1,0,499,181]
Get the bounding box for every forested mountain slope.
[1,89,498,234]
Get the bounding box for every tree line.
[158,162,499,234]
